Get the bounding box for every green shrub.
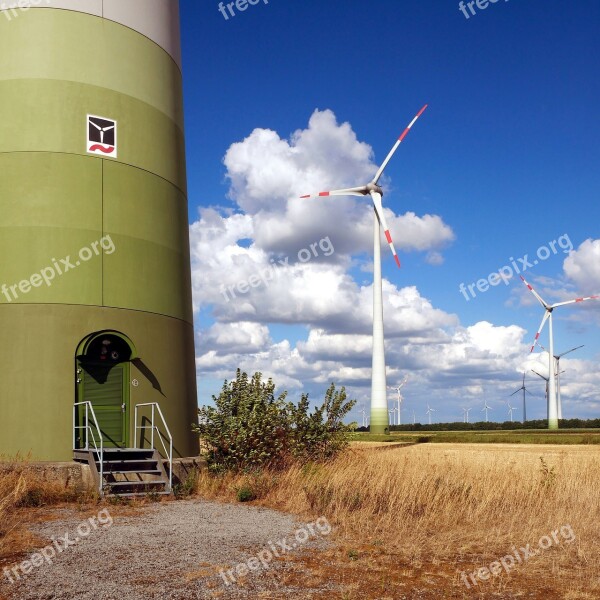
[193,370,356,471]
[236,485,256,502]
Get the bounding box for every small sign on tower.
[87,115,117,158]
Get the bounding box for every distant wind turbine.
[507,402,518,422]
[520,275,599,429]
[359,404,369,428]
[537,343,583,420]
[532,368,565,420]
[300,106,428,434]
[482,401,492,423]
[426,403,436,425]
[510,371,534,423]
[532,369,550,418]
[388,407,396,424]
[389,376,408,426]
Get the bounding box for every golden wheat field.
[197,443,600,599]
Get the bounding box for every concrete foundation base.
[0,457,206,494]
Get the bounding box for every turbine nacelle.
[366,182,384,196]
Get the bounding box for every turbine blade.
[557,344,584,359]
[510,389,521,396]
[520,275,549,309]
[370,191,401,268]
[299,186,368,199]
[371,104,428,185]
[529,311,550,353]
[551,295,600,309]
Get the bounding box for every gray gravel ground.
[1,499,335,599]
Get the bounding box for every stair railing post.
[134,404,138,449]
[151,404,155,449]
[85,403,89,450]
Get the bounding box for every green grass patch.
[351,429,600,445]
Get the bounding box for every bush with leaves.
[193,370,356,471]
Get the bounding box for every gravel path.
[1,499,334,599]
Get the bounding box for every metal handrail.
[134,403,173,491]
[73,401,104,493]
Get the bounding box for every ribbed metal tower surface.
[0,1,198,460]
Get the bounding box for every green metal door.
[78,361,130,448]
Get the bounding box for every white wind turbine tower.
[507,401,518,422]
[482,401,492,423]
[426,403,436,425]
[520,275,599,429]
[389,376,408,426]
[462,407,472,423]
[300,105,428,435]
[537,343,583,420]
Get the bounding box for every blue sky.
[181,0,600,423]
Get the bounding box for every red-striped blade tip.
[318,192,330,197]
[394,255,401,268]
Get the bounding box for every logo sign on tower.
[87,115,117,158]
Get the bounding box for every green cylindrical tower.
[0,0,198,460]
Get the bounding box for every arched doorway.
[75,331,137,448]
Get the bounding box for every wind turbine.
[388,407,396,424]
[389,376,408,426]
[412,410,416,425]
[507,402,518,422]
[510,371,534,423]
[537,343,583,420]
[532,369,550,417]
[300,105,428,434]
[482,401,492,423]
[359,404,369,428]
[426,403,436,425]
[462,407,472,423]
[533,367,565,420]
[520,275,599,429]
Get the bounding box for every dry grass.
[0,457,94,566]
[196,443,600,598]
